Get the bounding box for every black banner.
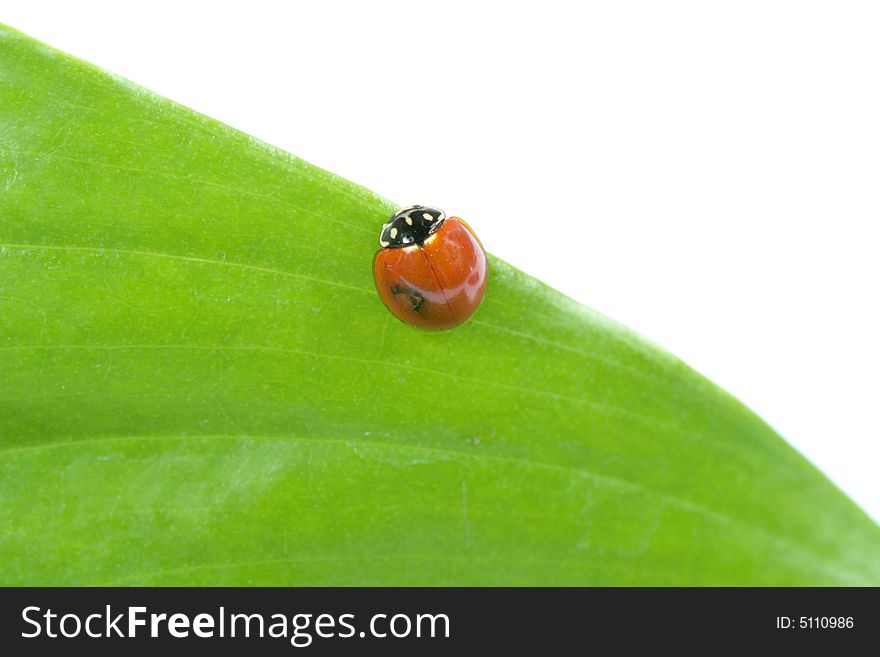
[1,587,876,653]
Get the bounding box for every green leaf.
[1,24,877,586]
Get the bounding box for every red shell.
[373,217,487,330]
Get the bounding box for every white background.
[5,1,878,521]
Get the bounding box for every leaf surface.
[1,25,877,585]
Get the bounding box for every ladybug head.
[379,205,446,248]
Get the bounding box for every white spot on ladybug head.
[405,217,413,226]
[423,213,433,221]
[390,227,398,239]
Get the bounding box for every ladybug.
[373,205,487,330]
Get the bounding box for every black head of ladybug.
[379,205,446,248]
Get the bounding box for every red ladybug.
[373,205,487,330]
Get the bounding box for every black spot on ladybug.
[390,283,424,312]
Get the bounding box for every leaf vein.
[0,432,856,582]
[0,242,371,295]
